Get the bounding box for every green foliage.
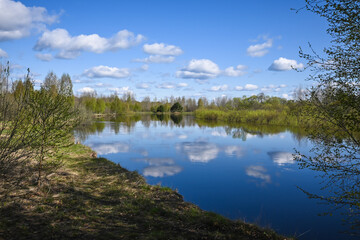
[156,104,165,113]
[95,99,106,114]
[170,102,183,113]
[110,95,125,114]
[295,0,360,232]
[28,87,79,186]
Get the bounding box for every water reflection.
[143,165,183,177]
[77,114,356,239]
[88,142,130,155]
[246,165,271,184]
[177,142,220,163]
[268,151,295,166]
[135,158,183,178]
[224,145,245,158]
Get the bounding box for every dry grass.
[0,144,293,240]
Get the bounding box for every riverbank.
[0,143,291,240]
[194,109,308,126]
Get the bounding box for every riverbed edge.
[0,143,293,240]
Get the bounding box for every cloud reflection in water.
[177,142,219,163]
[268,151,295,166]
[246,165,271,183]
[143,165,183,177]
[88,142,130,155]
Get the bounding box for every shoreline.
[0,142,292,239]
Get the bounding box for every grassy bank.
[0,143,291,240]
[194,109,306,126]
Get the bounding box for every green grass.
[194,109,307,126]
[0,143,293,240]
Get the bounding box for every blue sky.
[0,0,329,100]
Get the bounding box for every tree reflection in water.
[295,127,360,236]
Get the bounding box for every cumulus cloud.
[108,86,132,95]
[244,84,258,91]
[176,59,221,80]
[261,84,287,92]
[234,84,259,91]
[136,83,150,89]
[83,65,130,79]
[0,0,59,41]
[268,151,295,166]
[133,55,175,63]
[282,93,291,99]
[224,65,247,77]
[143,43,183,56]
[177,59,247,80]
[157,82,176,89]
[177,82,188,87]
[268,57,304,71]
[35,53,52,61]
[77,87,95,94]
[209,84,228,92]
[0,48,8,58]
[177,142,219,163]
[140,64,149,71]
[34,28,144,59]
[247,39,273,57]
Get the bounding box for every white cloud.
[83,65,130,79]
[157,82,176,89]
[177,82,188,87]
[282,93,291,99]
[247,39,273,57]
[35,53,52,61]
[176,59,221,80]
[210,84,228,92]
[0,0,58,41]
[143,43,183,56]
[0,48,8,58]
[140,64,149,71]
[34,28,144,59]
[268,57,304,71]
[244,84,258,91]
[133,55,175,63]
[77,87,95,94]
[136,83,150,89]
[261,84,287,92]
[224,65,247,77]
[235,86,243,91]
[108,86,132,95]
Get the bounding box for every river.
[76,114,357,240]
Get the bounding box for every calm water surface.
[78,115,356,240]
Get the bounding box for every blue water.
[79,116,356,240]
